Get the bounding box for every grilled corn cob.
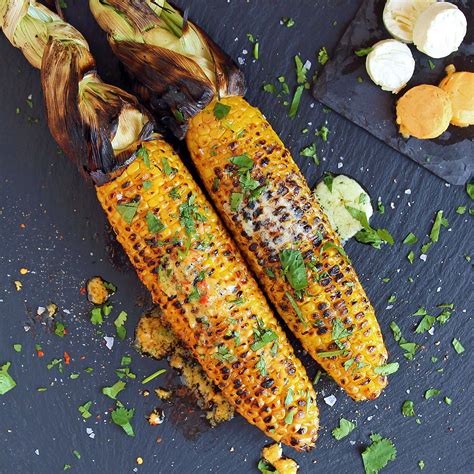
[1,0,319,450]
[89,0,390,401]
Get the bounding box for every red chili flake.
[37,350,44,358]
[156,437,162,444]
[80,287,86,295]
[64,352,71,365]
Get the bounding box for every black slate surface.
[314,0,474,185]
[0,1,473,473]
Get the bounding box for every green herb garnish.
[114,311,127,340]
[0,362,16,395]
[214,102,231,120]
[361,433,397,474]
[78,401,92,419]
[332,418,356,440]
[102,380,126,400]
[141,368,166,384]
[402,400,415,417]
[111,403,135,437]
[146,211,166,234]
[355,47,373,57]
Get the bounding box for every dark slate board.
[0,1,473,474]
[313,0,474,185]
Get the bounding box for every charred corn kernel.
[187,96,389,401]
[97,138,319,450]
[262,443,282,464]
[273,457,299,474]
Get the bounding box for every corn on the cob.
[1,0,319,450]
[89,0,390,401]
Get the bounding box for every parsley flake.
[0,362,16,395]
[452,338,465,354]
[361,433,397,474]
[117,202,139,224]
[111,403,135,437]
[114,311,127,340]
[355,47,373,56]
[78,401,92,419]
[102,380,126,400]
[146,211,165,234]
[402,400,415,417]
[374,363,399,376]
[213,102,231,120]
[424,388,440,399]
[279,249,308,291]
[318,47,329,65]
[332,418,356,440]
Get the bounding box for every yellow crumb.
[136,457,143,465]
[155,388,172,400]
[274,458,299,474]
[14,281,22,291]
[262,443,282,464]
[86,276,113,305]
[20,268,29,275]
[46,303,58,318]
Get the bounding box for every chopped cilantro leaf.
[213,345,237,364]
[390,321,418,360]
[256,355,267,376]
[355,47,373,56]
[428,59,435,70]
[161,157,174,175]
[294,55,307,84]
[407,251,415,264]
[402,400,415,417]
[73,450,81,459]
[90,307,103,326]
[315,126,329,142]
[213,102,231,120]
[279,249,308,291]
[78,401,92,419]
[377,197,385,214]
[361,433,397,474]
[0,362,16,395]
[146,211,165,234]
[318,47,329,65]
[230,192,243,211]
[263,83,277,94]
[332,418,356,440]
[102,380,126,400]
[13,344,22,352]
[418,460,425,470]
[403,233,418,245]
[136,146,150,168]
[444,397,452,405]
[54,321,66,337]
[117,202,139,224]
[374,363,399,376]
[251,320,278,352]
[111,403,135,437]
[415,314,436,334]
[114,311,127,340]
[456,206,466,214]
[229,153,254,172]
[424,388,440,399]
[332,318,352,348]
[346,206,393,248]
[467,181,474,200]
[429,210,448,243]
[257,458,276,474]
[253,42,259,60]
[289,85,304,118]
[281,17,295,27]
[317,349,347,358]
[285,292,306,325]
[452,338,464,354]
[323,172,334,192]
[300,143,319,165]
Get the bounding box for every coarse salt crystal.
[104,336,114,350]
[324,395,337,407]
[420,254,427,262]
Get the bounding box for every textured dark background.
[0,1,472,473]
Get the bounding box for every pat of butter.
[413,2,467,58]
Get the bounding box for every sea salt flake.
[35,449,40,455]
[324,395,337,407]
[420,254,427,262]
[104,336,114,350]
[405,189,412,195]
[428,327,435,336]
